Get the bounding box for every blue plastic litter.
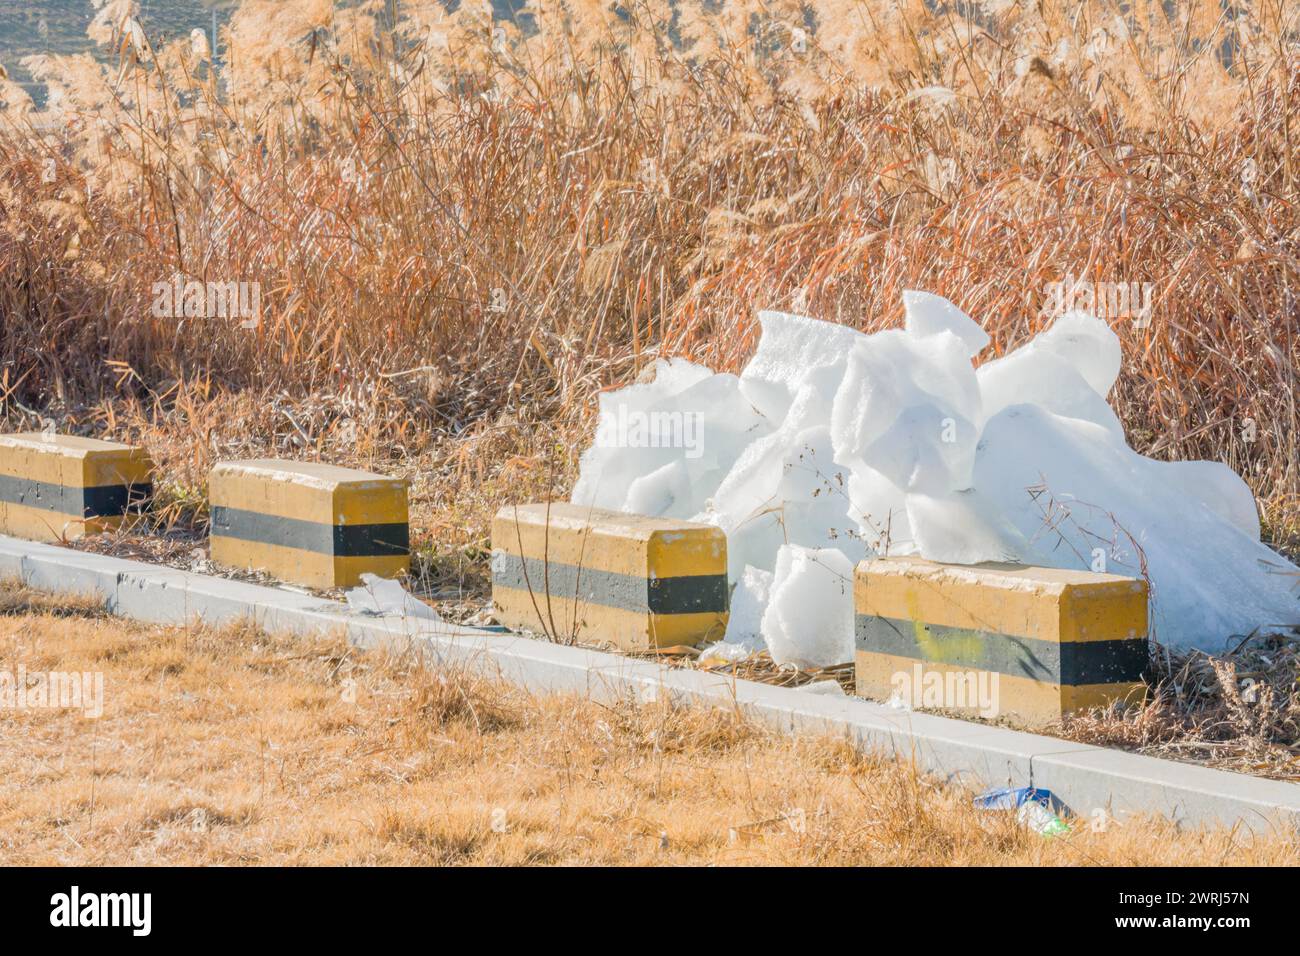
[973,786,1060,812]
[974,786,1071,835]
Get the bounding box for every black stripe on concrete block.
[84,484,152,517]
[209,505,409,557]
[0,474,151,518]
[492,552,728,616]
[855,614,1148,686]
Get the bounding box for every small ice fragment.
[721,565,774,650]
[761,545,855,669]
[697,641,757,665]
[344,573,441,621]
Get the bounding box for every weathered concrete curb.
[2,534,1298,834]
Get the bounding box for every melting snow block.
[491,503,728,650]
[0,433,153,542]
[209,460,409,589]
[854,556,1148,727]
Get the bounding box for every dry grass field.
[1,581,1296,866]
[1,4,1299,859]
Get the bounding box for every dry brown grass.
[0,0,1298,582]
[1062,629,1300,780]
[1,580,1297,866]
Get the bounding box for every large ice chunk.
[1033,310,1122,397]
[702,341,869,578]
[977,312,1124,435]
[571,359,770,519]
[761,545,856,668]
[700,424,869,579]
[972,404,1297,652]
[1149,458,1262,541]
[830,328,981,494]
[904,489,1030,564]
[737,310,869,423]
[570,296,1299,654]
[847,465,914,554]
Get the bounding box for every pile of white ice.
[573,292,1300,661]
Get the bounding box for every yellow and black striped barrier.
[0,433,153,542]
[855,556,1148,726]
[491,503,729,650]
[209,460,409,589]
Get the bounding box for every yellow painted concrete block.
[209,460,409,589]
[855,556,1148,727]
[0,433,153,542]
[491,503,728,650]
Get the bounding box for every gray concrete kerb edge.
[0,534,1297,835]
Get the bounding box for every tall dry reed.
[0,0,1297,536]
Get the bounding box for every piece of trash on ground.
[974,786,1070,836]
[344,573,441,621]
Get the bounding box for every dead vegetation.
[0,1,1298,587]
[0,581,107,619]
[1,581,1296,866]
[0,3,1298,791]
[1063,631,1300,780]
